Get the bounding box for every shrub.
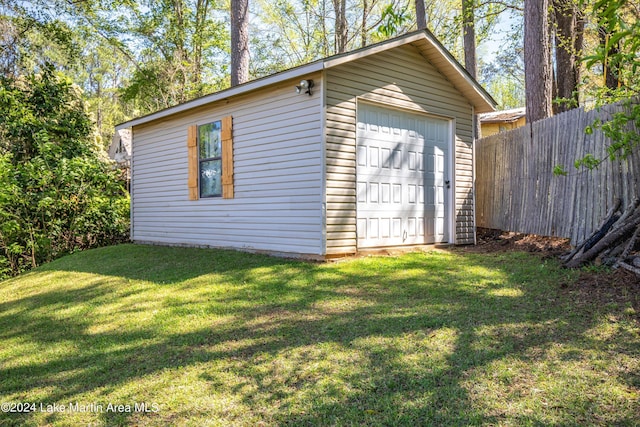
[0,66,129,279]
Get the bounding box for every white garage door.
[356,103,450,248]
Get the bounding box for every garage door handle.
[445,180,450,189]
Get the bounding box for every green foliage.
[575,98,640,171]
[0,67,129,279]
[0,6,80,78]
[0,69,93,162]
[553,164,569,176]
[254,0,332,69]
[376,3,410,38]
[576,0,640,170]
[553,95,580,111]
[598,101,640,161]
[104,0,229,112]
[484,75,525,109]
[574,152,601,170]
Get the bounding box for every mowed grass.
[0,245,638,426]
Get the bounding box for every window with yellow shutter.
[187,116,233,200]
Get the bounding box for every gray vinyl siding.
[324,44,475,255]
[131,76,325,255]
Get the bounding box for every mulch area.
[468,228,572,256]
[464,228,640,323]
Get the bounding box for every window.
[198,121,222,197]
[187,116,233,201]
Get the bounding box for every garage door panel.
[380,183,390,203]
[408,184,416,204]
[369,218,378,238]
[369,146,379,167]
[358,216,429,246]
[357,146,367,166]
[380,218,390,238]
[357,103,450,248]
[358,179,426,207]
[426,219,434,239]
[357,182,367,203]
[417,217,425,237]
[357,218,366,239]
[393,184,401,203]
[369,182,379,203]
[392,218,402,238]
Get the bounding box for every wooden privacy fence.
[475,100,640,245]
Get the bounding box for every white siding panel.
[131,75,324,256]
[325,44,475,254]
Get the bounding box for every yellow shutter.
[221,115,234,199]
[187,124,199,200]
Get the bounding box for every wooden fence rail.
[475,99,640,245]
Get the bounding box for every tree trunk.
[321,0,329,57]
[553,0,582,113]
[461,0,478,139]
[230,0,249,87]
[599,26,621,90]
[362,0,369,47]
[524,0,553,123]
[415,0,427,30]
[462,0,476,78]
[171,0,189,102]
[332,0,347,53]
[193,0,210,95]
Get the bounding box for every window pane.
[199,121,221,159]
[200,159,222,197]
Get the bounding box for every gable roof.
[116,29,497,130]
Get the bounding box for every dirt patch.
[461,228,571,256]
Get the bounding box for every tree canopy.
[3,0,638,123]
[2,0,515,120]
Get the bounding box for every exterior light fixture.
[295,79,314,96]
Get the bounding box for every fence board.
[476,98,640,245]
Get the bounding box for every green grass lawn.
[0,245,638,426]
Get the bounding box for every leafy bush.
[577,0,640,169]
[0,66,129,279]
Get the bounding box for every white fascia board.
[116,62,324,130]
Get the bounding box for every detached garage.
[116,29,496,259]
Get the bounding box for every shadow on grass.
[0,245,638,426]
[32,243,300,284]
